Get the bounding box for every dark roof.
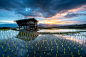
[14,18,38,22]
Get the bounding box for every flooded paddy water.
[0,29,86,57]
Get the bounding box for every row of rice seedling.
[0,30,86,57]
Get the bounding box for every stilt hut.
[14,18,38,31]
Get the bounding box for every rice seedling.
[62,45,63,48]
[26,49,28,54]
[81,48,83,52]
[64,48,65,54]
[44,52,45,57]
[2,46,3,49]
[80,56,82,57]
[15,52,17,56]
[21,48,23,54]
[27,54,29,57]
[49,53,51,57]
[7,55,9,57]
[32,46,33,49]
[4,49,6,53]
[0,29,86,57]
[56,53,57,57]
[2,54,4,57]
[1,40,2,45]
[34,51,36,55]
[21,54,22,57]
[11,50,13,54]
[74,47,76,50]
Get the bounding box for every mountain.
[0,23,86,29]
[0,24,18,28]
[38,24,86,29]
[38,24,60,27]
[0,23,61,28]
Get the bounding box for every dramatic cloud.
[64,13,86,18]
[0,0,25,10]
[0,0,86,18]
[0,0,86,25]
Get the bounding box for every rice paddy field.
[0,29,86,57]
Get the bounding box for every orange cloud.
[68,5,86,12]
[26,5,86,25]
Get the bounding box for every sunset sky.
[0,0,86,25]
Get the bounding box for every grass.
[0,29,11,31]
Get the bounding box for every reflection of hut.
[16,31,38,41]
[14,18,38,31]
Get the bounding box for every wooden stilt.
[19,26,20,30]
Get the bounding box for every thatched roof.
[14,18,38,22]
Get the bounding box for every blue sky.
[0,0,86,25]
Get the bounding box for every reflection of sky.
[0,30,19,39]
[54,33,86,47]
[38,29,86,33]
[0,30,86,57]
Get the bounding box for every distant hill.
[0,23,86,29]
[38,24,61,27]
[0,23,60,28]
[38,24,86,29]
[0,24,18,28]
[59,24,86,29]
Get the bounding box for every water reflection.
[16,31,38,41]
[0,30,19,39]
[54,33,86,45]
[0,30,86,57]
[38,29,86,33]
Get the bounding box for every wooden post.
[19,26,20,30]
[29,26,31,30]
[36,26,37,31]
[36,22,37,31]
[24,26,25,30]
[26,26,27,30]
[23,26,25,30]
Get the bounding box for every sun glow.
[38,20,80,25]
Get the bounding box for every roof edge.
[14,18,38,22]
